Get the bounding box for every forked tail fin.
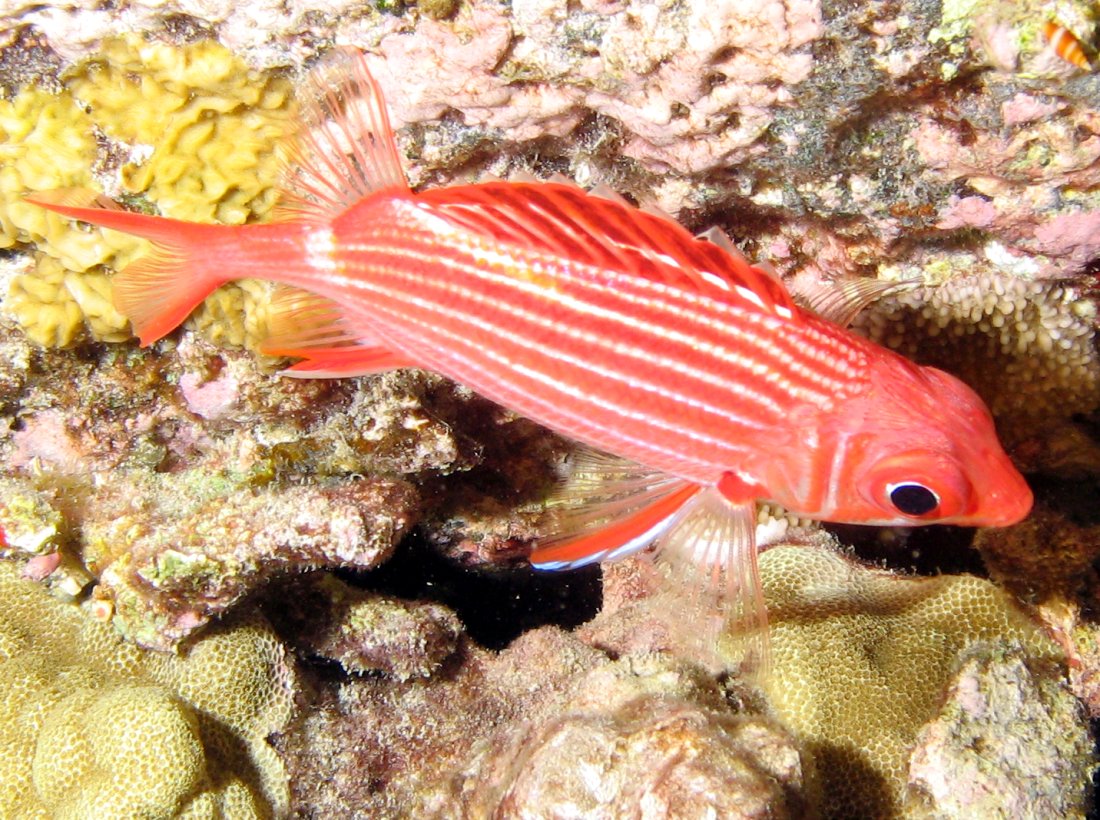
[25,189,237,345]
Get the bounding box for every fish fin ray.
[418,182,797,317]
[279,346,415,378]
[653,487,770,679]
[531,447,698,568]
[588,184,631,205]
[790,275,920,327]
[261,286,414,377]
[278,48,408,222]
[26,190,231,345]
[261,286,366,351]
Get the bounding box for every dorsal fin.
[788,275,920,327]
[276,48,408,223]
[416,181,797,318]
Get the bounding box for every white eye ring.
[886,482,940,516]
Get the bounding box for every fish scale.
[332,218,824,464]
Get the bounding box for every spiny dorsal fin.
[276,48,408,222]
[418,181,797,318]
[789,275,920,327]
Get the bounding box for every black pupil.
[890,483,939,515]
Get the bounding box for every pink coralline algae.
[363,0,824,174]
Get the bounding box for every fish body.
[30,51,1032,669]
[1044,20,1091,70]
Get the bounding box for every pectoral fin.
[531,452,770,677]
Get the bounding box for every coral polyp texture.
[759,545,1090,818]
[0,560,296,818]
[851,273,1100,466]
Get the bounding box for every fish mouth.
[972,473,1034,527]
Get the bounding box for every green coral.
[0,561,295,818]
[1,34,294,350]
[758,545,1076,818]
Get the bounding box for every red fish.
[29,51,1032,668]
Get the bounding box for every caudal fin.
[25,189,233,345]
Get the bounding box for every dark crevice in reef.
[824,522,985,578]
[347,534,602,651]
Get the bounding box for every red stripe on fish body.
[296,184,882,503]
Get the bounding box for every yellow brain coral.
[1,34,293,349]
[758,545,1076,818]
[0,561,295,818]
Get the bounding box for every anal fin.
[261,286,416,378]
[530,481,700,569]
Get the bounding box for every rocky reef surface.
[1,0,1099,817]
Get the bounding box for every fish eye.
[887,482,940,516]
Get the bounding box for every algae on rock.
[1,34,294,350]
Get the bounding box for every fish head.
[774,356,1033,528]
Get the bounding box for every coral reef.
[905,647,1093,818]
[758,544,1084,818]
[1,34,292,349]
[450,652,809,818]
[269,573,463,680]
[84,473,419,650]
[1,3,1099,818]
[0,560,296,818]
[851,273,1100,470]
[272,540,1094,817]
[277,626,810,817]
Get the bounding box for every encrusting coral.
[0,560,296,818]
[451,651,810,817]
[852,273,1100,464]
[269,573,464,681]
[906,646,1094,818]
[757,544,1090,818]
[1,34,292,349]
[83,474,420,651]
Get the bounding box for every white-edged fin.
[653,488,770,679]
[277,48,408,223]
[530,447,700,569]
[697,227,784,285]
[790,276,919,327]
[639,200,678,224]
[547,172,580,187]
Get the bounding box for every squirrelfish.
[30,50,1032,668]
